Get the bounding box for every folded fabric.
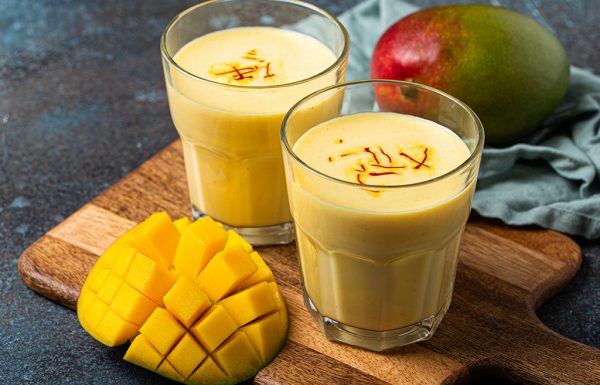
[339,0,600,239]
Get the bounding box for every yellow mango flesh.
[77,212,288,385]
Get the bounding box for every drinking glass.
[161,0,348,245]
[281,80,484,350]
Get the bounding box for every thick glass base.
[303,287,446,351]
[192,206,295,246]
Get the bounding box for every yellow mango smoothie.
[164,26,344,239]
[289,112,475,334]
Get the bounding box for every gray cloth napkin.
[339,0,600,239]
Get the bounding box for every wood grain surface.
[18,140,600,384]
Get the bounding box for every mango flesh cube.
[157,360,185,382]
[239,251,275,290]
[269,282,289,329]
[111,282,157,326]
[164,275,212,328]
[78,212,288,385]
[187,357,228,385]
[110,246,136,277]
[87,268,109,293]
[130,211,179,268]
[166,333,207,379]
[96,274,122,304]
[95,309,138,347]
[84,297,109,331]
[77,288,95,316]
[124,334,163,371]
[139,308,185,355]
[124,251,176,306]
[212,331,261,379]
[241,312,284,362]
[173,217,191,234]
[196,244,257,302]
[219,282,277,327]
[190,305,237,353]
[224,230,252,253]
[173,217,228,279]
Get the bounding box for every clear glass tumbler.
[161,0,348,245]
[281,80,484,351]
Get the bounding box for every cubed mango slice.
[166,333,207,379]
[212,331,261,380]
[190,304,238,353]
[241,312,285,362]
[219,281,277,327]
[173,217,191,234]
[164,275,212,328]
[196,244,257,302]
[173,217,228,279]
[124,334,163,371]
[129,211,179,268]
[139,308,186,355]
[239,251,275,290]
[77,212,288,385]
[124,251,176,306]
[187,357,228,385]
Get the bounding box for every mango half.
[77,212,288,384]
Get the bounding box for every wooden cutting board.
[18,140,600,384]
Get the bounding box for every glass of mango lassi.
[281,80,484,351]
[160,0,348,245]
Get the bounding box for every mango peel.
[77,212,288,384]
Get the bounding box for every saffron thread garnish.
[370,164,405,169]
[356,174,365,185]
[378,146,392,163]
[368,171,397,176]
[264,62,274,78]
[399,148,430,169]
[242,56,265,62]
[364,147,380,164]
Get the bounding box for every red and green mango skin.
[371,5,570,146]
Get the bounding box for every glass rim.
[159,0,350,90]
[281,79,485,190]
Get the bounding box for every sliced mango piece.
[157,359,185,382]
[167,333,207,379]
[241,312,285,362]
[111,282,157,326]
[139,308,185,355]
[173,217,192,234]
[187,357,228,385]
[124,251,176,306]
[83,296,109,331]
[130,211,179,268]
[110,246,136,277]
[164,275,212,328]
[87,268,109,294]
[173,217,228,279]
[239,251,275,290]
[96,274,122,304]
[95,308,139,346]
[196,244,257,302]
[190,305,238,353]
[212,331,261,380]
[224,230,252,253]
[78,212,288,385]
[219,282,277,327]
[124,334,163,371]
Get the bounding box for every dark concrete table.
[1,0,598,383]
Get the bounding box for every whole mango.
[370,5,569,145]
